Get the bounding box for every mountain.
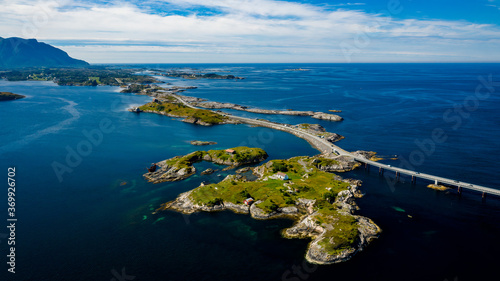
[0,37,89,68]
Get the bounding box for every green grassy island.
[144,147,268,183]
[138,97,230,126]
[151,149,381,265]
[0,92,25,101]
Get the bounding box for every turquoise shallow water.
[0,64,499,281]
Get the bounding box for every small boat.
[148,163,157,173]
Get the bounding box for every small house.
[244,198,254,206]
[276,172,289,180]
[152,98,159,103]
[225,149,235,154]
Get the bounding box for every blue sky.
[1,0,500,63]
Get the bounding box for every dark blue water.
[1,64,499,281]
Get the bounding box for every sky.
[1,0,500,63]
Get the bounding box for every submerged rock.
[190,140,217,146]
[201,168,215,175]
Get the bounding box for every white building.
[276,172,289,180]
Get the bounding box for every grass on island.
[139,100,228,125]
[316,213,360,255]
[165,147,267,170]
[0,68,160,86]
[165,151,205,170]
[188,155,360,254]
[0,92,25,101]
[298,123,311,130]
[189,156,349,213]
[314,157,340,167]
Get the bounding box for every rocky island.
[0,92,25,101]
[153,70,244,80]
[144,147,268,183]
[137,96,237,126]
[184,97,343,121]
[190,140,217,146]
[153,151,381,265]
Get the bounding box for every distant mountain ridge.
[0,37,89,68]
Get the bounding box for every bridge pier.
[434,179,438,185]
[482,192,486,201]
[458,186,462,195]
[411,175,416,184]
[395,171,400,181]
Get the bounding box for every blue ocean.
[0,63,499,281]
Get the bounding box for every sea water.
[0,63,499,281]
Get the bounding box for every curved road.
[170,94,500,197]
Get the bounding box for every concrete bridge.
[171,94,500,199]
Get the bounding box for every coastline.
[154,158,381,265]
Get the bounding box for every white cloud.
[0,0,499,62]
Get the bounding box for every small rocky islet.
[190,140,217,146]
[143,147,268,184]
[0,92,25,101]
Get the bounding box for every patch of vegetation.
[139,100,227,125]
[207,147,268,164]
[190,157,349,214]
[322,190,337,203]
[0,67,161,86]
[165,147,267,173]
[206,198,224,207]
[271,160,291,173]
[317,214,360,255]
[165,151,205,170]
[315,158,339,167]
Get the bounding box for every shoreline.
[154,158,381,265]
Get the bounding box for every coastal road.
[171,94,500,197]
